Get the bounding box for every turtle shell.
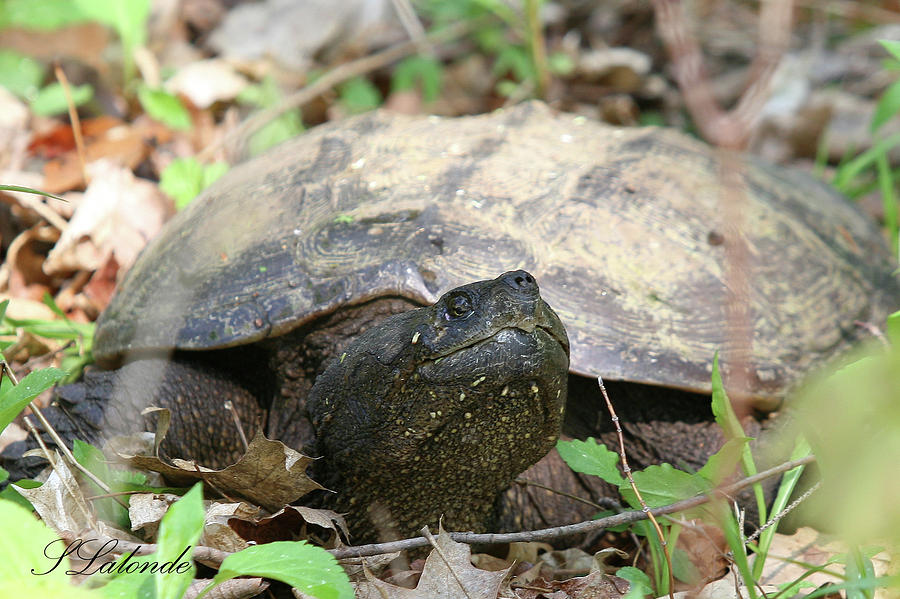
[95,102,899,403]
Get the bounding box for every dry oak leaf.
[356,527,510,599]
[114,430,323,513]
[44,160,171,276]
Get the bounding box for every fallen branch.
[331,455,815,559]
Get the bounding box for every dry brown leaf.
[226,504,350,548]
[28,116,124,159]
[356,527,510,599]
[44,160,171,276]
[165,59,249,109]
[115,430,323,512]
[2,224,60,299]
[203,501,263,553]
[515,571,629,599]
[12,451,97,536]
[0,23,110,71]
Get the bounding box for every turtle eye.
[446,294,473,319]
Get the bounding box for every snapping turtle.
[8,102,898,541]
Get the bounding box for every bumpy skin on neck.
[308,270,569,542]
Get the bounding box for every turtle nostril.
[500,270,538,293]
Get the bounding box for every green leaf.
[872,79,900,132]
[199,541,354,599]
[0,477,40,510]
[875,152,899,257]
[29,82,93,116]
[0,50,44,99]
[880,40,900,63]
[0,185,64,202]
[617,565,653,599]
[0,299,7,324]
[137,86,191,130]
[0,500,100,598]
[548,51,575,76]
[73,440,129,527]
[887,311,900,346]
[493,45,534,82]
[248,110,304,156]
[159,158,228,209]
[73,0,149,62]
[697,436,749,484]
[154,483,205,599]
[556,437,624,485]
[710,354,765,522]
[0,0,88,30]
[338,77,382,114]
[4,316,94,342]
[392,56,443,102]
[619,463,709,509]
[671,546,702,585]
[0,367,67,433]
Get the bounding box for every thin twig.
[390,0,431,55]
[598,376,675,599]
[514,477,616,512]
[223,400,249,452]
[330,456,815,559]
[81,456,813,568]
[55,64,88,186]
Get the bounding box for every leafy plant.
[237,76,305,156]
[1,293,95,383]
[414,0,570,99]
[556,356,810,597]
[0,0,150,83]
[831,40,900,258]
[159,158,229,210]
[137,86,192,131]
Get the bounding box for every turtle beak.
[534,299,570,359]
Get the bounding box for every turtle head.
[309,270,569,540]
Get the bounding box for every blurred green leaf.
[696,436,748,485]
[556,437,624,485]
[199,541,354,599]
[0,500,101,598]
[29,82,93,116]
[880,40,900,63]
[160,158,229,209]
[887,311,900,346]
[0,367,67,433]
[155,483,204,599]
[248,110,304,157]
[338,77,382,114]
[872,80,900,133]
[137,86,191,130]
[73,440,131,528]
[0,50,44,99]
[73,0,150,80]
[795,328,900,550]
[548,51,574,76]
[392,56,443,102]
[0,0,88,30]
